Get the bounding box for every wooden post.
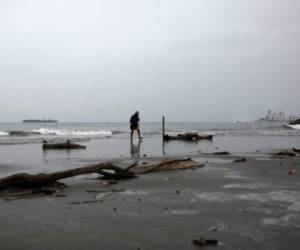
[162,116,166,156]
[162,116,165,140]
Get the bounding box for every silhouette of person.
[130,111,141,140]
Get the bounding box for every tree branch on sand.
[0,158,202,192]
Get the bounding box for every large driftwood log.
[131,158,202,174]
[0,159,202,192]
[0,162,133,191]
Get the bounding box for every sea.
[0,121,299,143]
[0,121,299,176]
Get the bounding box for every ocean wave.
[0,131,9,136]
[32,128,112,137]
[285,124,300,130]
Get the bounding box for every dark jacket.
[130,113,140,129]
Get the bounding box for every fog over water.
[0,0,299,122]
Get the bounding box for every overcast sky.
[0,0,299,122]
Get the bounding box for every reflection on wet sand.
[130,140,141,158]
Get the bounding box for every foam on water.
[286,124,300,130]
[32,128,112,137]
[0,131,9,136]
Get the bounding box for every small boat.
[43,141,86,150]
[164,133,213,141]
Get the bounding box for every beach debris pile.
[0,158,203,199]
[164,133,213,141]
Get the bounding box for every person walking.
[130,111,141,140]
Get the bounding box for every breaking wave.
[32,128,112,137]
[0,131,9,136]
[285,124,300,130]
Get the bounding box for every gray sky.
[0,0,299,122]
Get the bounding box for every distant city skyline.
[0,0,299,122]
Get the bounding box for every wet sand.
[0,154,299,250]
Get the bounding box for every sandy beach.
[0,147,299,249]
[1,122,300,250]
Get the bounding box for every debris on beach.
[233,158,247,163]
[130,158,203,174]
[292,147,300,153]
[274,151,297,157]
[0,182,66,200]
[0,158,203,198]
[85,188,125,194]
[164,133,213,141]
[68,200,103,205]
[213,151,230,155]
[289,118,300,125]
[193,237,218,247]
[43,140,86,150]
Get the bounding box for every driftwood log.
[43,142,86,150]
[274,151,297,157]
[0,158,202,192]
[164,133,213,141]
[213,151,230,155]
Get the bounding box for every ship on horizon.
[22,119,58,123]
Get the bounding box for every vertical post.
[162,116,165,156]
[162,116,165,140]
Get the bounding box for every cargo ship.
[22,119,58,123]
